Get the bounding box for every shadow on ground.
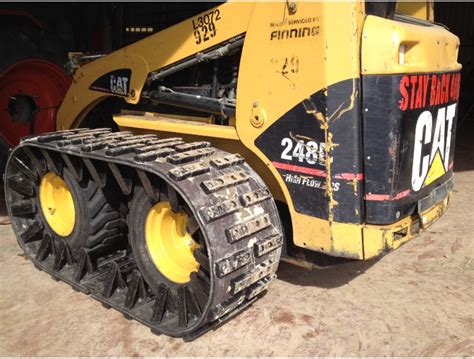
[276,254,381,289]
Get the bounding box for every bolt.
[288,2,297,13]
[253,101,259,108]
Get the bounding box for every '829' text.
[192,9,221,45]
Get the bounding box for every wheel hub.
[0,59,71,147]
[145,201,200,284]
[7,94,38,123]
[39,172,76,237]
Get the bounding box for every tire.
[127,186,184,291]
[23,153,126,254]
[0,19,69,72]
[126,142,283,337]
[0,17,71,176]
[42,169,124,252]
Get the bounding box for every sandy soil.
[0,136,473,356]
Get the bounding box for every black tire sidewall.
[37,168,91,253]
[128,186,182,292]
[0,21,68,72]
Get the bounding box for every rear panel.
[363,71,460,223]
[361,14,461,225]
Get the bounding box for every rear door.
[361,13,461,224]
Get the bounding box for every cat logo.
[89,69,132,97]
[411,103,456,192]
[110,75,129,95]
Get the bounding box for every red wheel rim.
[0,59,71,146]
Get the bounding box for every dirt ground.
[1,133,473,356]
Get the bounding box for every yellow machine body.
[55,1,461,260]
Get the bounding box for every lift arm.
[56,2,255,130]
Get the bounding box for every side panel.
[236,2,366,257]
[255,79,364,224]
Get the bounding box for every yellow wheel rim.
[39,172,76,237]
[145,202,200,284]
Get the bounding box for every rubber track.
[4,128,283,340]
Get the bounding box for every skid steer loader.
[3,1,461,339]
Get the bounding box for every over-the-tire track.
[4,128,283,340]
